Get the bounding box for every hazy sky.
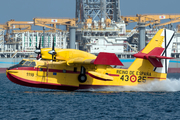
[0,0,180,28]
[121,0,180,15]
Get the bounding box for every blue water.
[1,73,180,120]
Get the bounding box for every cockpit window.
[29,62,36,67]
[19,60,26,65]
[24,61,31,66]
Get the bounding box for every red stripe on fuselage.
[108,74,119,77]
[10,67,81,74]
[48,69,81,74]
[11,67,38,71]
[10,67,120,77]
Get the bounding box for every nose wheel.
[78,66,87,83]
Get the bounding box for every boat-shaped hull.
[6,70,124,90]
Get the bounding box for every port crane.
[33,18,77,32]
[122,14,180,29]
[0,22,32,33]
[1,20,33,41]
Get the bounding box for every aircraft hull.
[6,72,79,91]
[6,62,167,91]
[6,70,124,90]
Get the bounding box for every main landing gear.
[78,66,87,83]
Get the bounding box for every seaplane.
[6,29,175,91]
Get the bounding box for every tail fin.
[128,29,175,73]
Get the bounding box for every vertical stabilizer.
[128,29,175,73]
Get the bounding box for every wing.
[65,52,123,81]
[67,52,124,66]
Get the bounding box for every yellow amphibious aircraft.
[6,29,175,90]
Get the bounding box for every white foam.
[87,78,180,92]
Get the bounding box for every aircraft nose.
[8,64,22,70]
[6,69,18,76]
[6,69,8,76]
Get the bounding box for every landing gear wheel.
[78,74,87,83]
[78,66,87,83]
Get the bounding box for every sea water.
[0,73,180,119]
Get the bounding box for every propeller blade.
[48,36,56,61]
[34,37,42,60]
[52,36,55,50]
[39,37,41,49]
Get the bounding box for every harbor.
[2,1,180,120]
[0,0,180,73]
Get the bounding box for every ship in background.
[0,0,180,73]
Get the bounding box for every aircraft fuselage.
[6,59,167,90]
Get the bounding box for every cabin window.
[24,61,31,66]
[19,60,26,65]
[29,62,36,67]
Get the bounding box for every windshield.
[19,60,36,67]
[29,62,36,67]
[8,60,36,70]
[19,60,26,65]
[24,61,31,66]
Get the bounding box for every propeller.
[48,36,56,61]
[34,37,42,59]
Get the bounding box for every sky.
[120,0,180,15]
[0,0,180,29]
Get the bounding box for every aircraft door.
[63,66,79,87]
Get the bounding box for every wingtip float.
[6,29,175,91]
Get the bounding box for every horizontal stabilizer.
[133,47,174,67]
[150,56,174,59]
[148,56,174,67]
[94,52,123,66]
[88,71,113,81]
